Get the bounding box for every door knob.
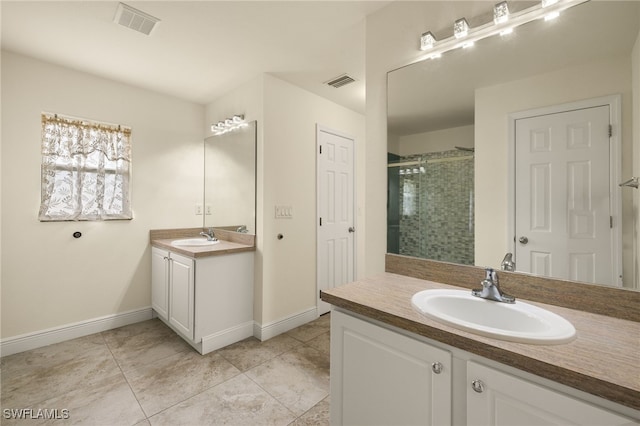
[519,236,528,244]
[348,227,355,233]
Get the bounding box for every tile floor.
[1,314,331,425]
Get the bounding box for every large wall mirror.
[387,1,639,290]
[204,121,257,234]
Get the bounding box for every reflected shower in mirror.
[387,1,640,289]
[388,148,475,264]
[204,120,257,234]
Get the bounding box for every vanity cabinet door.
[467,361,634,426]
[167,252,195,341]
[331,310,452,426]
[151,247,169,321]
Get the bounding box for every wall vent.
[114,3,160,36]
[325,74,356,88]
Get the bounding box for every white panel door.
[515,105,613,285]
[317,126,355,315]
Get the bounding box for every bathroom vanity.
[322,256,640,425]
[150,228,255,355]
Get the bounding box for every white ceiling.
[1,1,392,113]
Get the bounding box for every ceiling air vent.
[325,74,356,88]
[114,3,160,36]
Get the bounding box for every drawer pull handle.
[471,379,485,393]
[431,362,443,374]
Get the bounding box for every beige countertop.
[150,227,256,259]
[151,238,255,258]
[321,272,640,412]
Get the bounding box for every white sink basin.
[171,238,219,247]
[411,289,576,345]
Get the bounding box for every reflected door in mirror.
[515,105,616,286]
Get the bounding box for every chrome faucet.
[501,253,515,271]
[200,227,217,241]
[472,268,515,303]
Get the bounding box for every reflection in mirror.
[204,121,257,234]
[387,1,640,289]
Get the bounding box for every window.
[39,113,132,221]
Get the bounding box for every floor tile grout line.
[242,360,303,422]
[101,330,150,423]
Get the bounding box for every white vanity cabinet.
[151,246,254,354]
[151,247,195,340]
[330,310,452,426]
[466,362,634,426]
[331,309,638,426]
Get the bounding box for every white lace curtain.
[39,113,132,221]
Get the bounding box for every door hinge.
[608,125,612,138]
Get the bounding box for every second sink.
[411,289,576,345]
[171,238,219,247]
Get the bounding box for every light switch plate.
[275,205,293,218]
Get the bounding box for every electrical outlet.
[195,204,203,215]
[205,205,212,215]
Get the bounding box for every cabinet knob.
[471,379,485,393]
[431,362,443,374]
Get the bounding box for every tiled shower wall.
[394,150,474,264]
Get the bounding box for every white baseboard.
[254,307,318,341]
[201,321,254,354]
[0,307,153,357]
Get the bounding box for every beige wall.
[205,74,365,327]
[475,56,633,282]
[1,51,205,339]
[391,125,474,156]
[261,74,365,325]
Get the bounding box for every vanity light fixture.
[414,0,587,63]
[493,1,510,24]
[544,10,560,20]
[454,18,470,38]
[420,31,437,50]
[210,114,247,136]
[542,0,561,19]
